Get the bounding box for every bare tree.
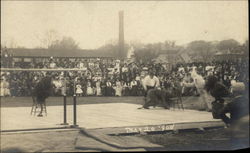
[35,29,60,48]
[49,36,79,50]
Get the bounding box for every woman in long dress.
[114,79,123,96]
[4,79,11,97]
[86,80,94,96]
[0,77,5,97]
[96,79,102,96]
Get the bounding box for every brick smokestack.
[118,11,124,59]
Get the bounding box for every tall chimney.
[118,11,124,59]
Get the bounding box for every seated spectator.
[49,58,57,69]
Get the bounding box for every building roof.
[7,48,116,58]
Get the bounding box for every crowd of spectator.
[0,56,248,98]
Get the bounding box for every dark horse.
[32,75,53,117]
[140,80,183,109]
[142,88,171,109]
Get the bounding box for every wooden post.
[72,94,78,127]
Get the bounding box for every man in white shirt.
[142,70,160,94]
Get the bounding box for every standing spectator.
[10,77,18,97]
[123,81,130,96]
[95,79,102,96]
[130,78,138,96]
[100,79,106,96]
[75,80,83,97]
[2,77,11,96]
[114,79,123,96]
[0,77,4,96]
[105,79,113,96]
[86,80,94,96]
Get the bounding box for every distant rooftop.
[6,48,116,58]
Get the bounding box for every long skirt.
[96,87,102,96]
[87,87,94,95]
[115,87,122,96]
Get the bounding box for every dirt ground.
[136,127,249,151]
[1,127,249,152]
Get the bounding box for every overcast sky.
[1,0,248,49]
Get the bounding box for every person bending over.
[219,87,249,128]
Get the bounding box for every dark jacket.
[219,95,249,125]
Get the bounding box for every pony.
[142,88,171,109]
[32,75,54,116]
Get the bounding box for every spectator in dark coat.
[219,91,249,127]
[100,79,106,96]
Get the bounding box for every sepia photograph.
[0,0,249,152]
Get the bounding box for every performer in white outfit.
[191,68,213,111]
